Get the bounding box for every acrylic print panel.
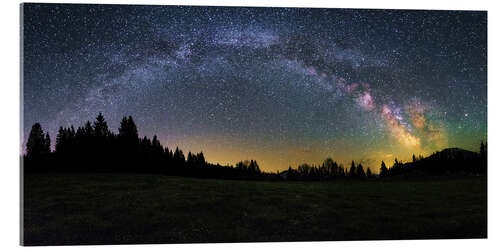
[21,3,487,246]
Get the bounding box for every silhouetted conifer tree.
[356,163,366,178]
[198,152,205,162]
[93,112,109,138]
[29,112,485,180]
[187,152,195,166]
[44,133,51,153]
[151,135,163,156]
[173,147,185,167]
[84,121,94,137]
[55,126,65,153]
[119,116,138,141]
[380,161,388,177]
[366,167,372,178]
[26,123,50,158]
[349,161,356,178]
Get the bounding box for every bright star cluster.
[22,4,487,172]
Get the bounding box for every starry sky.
[22,4,487,172]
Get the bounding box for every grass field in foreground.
[22,174,487,245]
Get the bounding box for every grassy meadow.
[22,174,487,245]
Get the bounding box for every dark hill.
[389,147,482,177]
[428,148,479,161]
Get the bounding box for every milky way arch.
[23,4,487,171]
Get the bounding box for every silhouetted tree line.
[280,158,374,181]
[257,142,487,181]
[23,113,282,180]
[24,113,487,180]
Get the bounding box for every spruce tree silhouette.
[151,135,163,159]
[44,133,51,153]
[356,163,366,179]
[26,123,50,159]
[173,147,186,174]
[379,161,388,177]
[93,113,111,168]
[94,112,109,138]
[119,116,138,142]
[196,152,205,167]
[480,141,487,174]
[25,123,51,172]
[323,157,340,179]
[84,121,94,137]
[366,167,373,178]
[118,116,140,171]
[349,161,356,178]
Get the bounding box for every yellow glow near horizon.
[161,134,443,174]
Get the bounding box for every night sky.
[22,4,487,172]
